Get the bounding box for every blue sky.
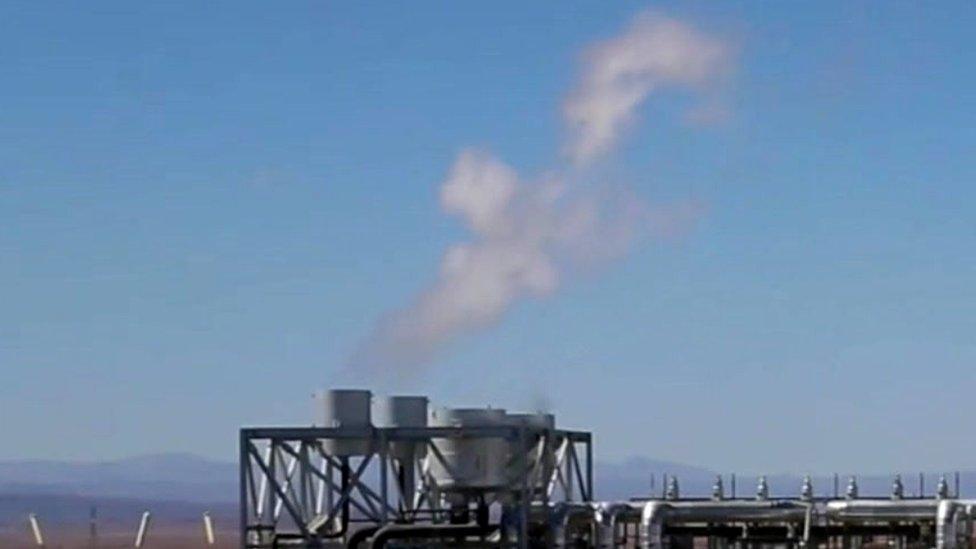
[1,1,974,475]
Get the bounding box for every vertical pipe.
[28,513,44,547]
[955,472,961,498]
[731,474,737,500]
[920,473,925,498]
[89,505,97,548]
[936,500,959,549]
[203,511,216,545]
[134,511,151,548]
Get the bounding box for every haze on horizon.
[1,1,974,476]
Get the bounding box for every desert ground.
[0,525,238,548]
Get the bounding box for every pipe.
[640,501,669,549]
[668,500,809,522]
[825,499,941,522]
[346,525,381,549]
[827,499,976,549]
[28,513,44,547]
[203,511,215,545]
[640,500,810,549]
[594,502,642,548]
[134,511,152,548]
[965,503,976,547]
[551,502,597,548]
[634,497,975,549]
[936,500,962,549]
[367,523,496,549]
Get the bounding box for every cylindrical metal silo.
[313,389,373,456]
[374,395,428,509]
[428,407,510,491]
[373,395,429,460]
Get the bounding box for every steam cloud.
[350,11,731,373]
[564,11,730,164]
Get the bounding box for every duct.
[346,525,381,549]
[936,500,966,549]
[825,499,942,522]
[366,523,496,549]
[935,499,976,549]
[594,502,642,548]
[640,501,669,549]
[639,500,810,549]
[668,500,809,522]
[825,499,976,549]
[551,502,597,548]
[965,503,976,547]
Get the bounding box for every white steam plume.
[564,11,730,164]
[349,11,730,374]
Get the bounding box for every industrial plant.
[240,389,975,548]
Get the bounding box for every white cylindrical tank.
[374,396,428,509]
[313,389,373,456]
[373,395,428,460]
[428,407,509,491]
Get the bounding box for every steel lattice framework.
[239,425,593,548]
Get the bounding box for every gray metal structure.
[240,390,972,548]
[550,479,976,549]
[239,417,592,547]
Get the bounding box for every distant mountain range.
[1,453,973,529]
[0,453,236,504]
[0,454,237,530]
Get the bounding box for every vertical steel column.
[380,430,389,523]
[268,439,277,532]
[518,426,529,549]
[565,440,575,501]
[325,456,334,515]
[585,435,593,502]
[299,441,310,523]
[239,430,248,549]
